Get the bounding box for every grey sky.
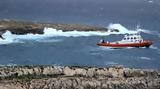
[0,0,160,27]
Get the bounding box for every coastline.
[0,19,108,35]
[0,65,159,89]
[0,19,159,89]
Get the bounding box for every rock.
[63,66,76,76]
[0,20,108,35]
[109,29,119,32]
[42,66,63,75]
[0,66,159,89]
[123,68,159,78]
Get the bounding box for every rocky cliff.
[0,19,108,35]
[0,66,159,89]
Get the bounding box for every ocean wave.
[108,23,159,35]
[0,28,110,45]
[0,63,17,67]
[137,28,159,36]
[36,39,63,43]
[108,23,137,34]
[98,46,117,51]
[43,27,109,37]
[138,57,152,60]
[147,0,154,3]
[104,61,119,65]
[88,46,118,52]
[150,45,158,50]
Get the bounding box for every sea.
[0,0,160,69]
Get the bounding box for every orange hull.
[97,40,153,48]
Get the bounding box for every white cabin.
[119,33,143,43]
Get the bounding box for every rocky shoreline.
[0,65,159,89]
[0,20,159,89]
[0,19,108,35]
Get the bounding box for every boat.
[97,33,153,48]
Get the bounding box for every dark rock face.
[109,29,119,32]
[0,19,108,35]
[0,66,159,89]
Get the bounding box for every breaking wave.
[0,63,17,67]
[147,0,154,3]
[43,27,109,37]
[104,61,119,65]
[0,24,155,44]
[108,23,136,34]
[150,45,158,50]
[138,57,152,60]
[108,23,159,35]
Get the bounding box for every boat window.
[131,37,133,39]
[127,38,129,40]
[134,37,136,39]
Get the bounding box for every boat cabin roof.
[125,33,140,36]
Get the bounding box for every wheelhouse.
[122,33,143,42]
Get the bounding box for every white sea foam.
[108,24,128,33]
[0,63,17,67]
[104,61,118,65]
[148,0,153,3]
[43,27,109,37]
[36,39,62,43]
[108,23,137,34]
[150,45,158,50]
[137,28,159,35]
[139,57,152,60]
[0,31,18,45]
